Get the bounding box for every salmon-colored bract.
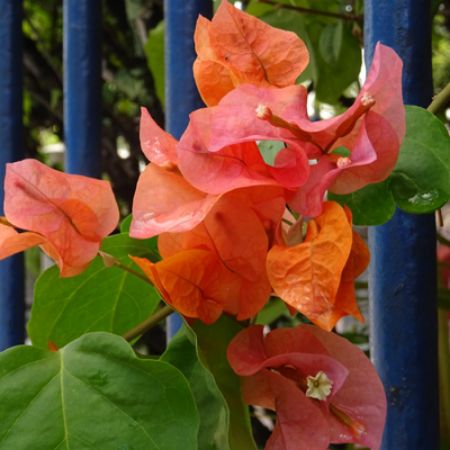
[0,159,119,276]
[193,0,309,106]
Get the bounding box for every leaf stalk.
[122,305,174,341]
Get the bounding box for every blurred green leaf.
[120,214,133,232]
[162,324,230,450]
[330,145,351,157]
[145,21,165,107]
[258,140,285,165]
[255,297,288,325]
[192,316,258,450]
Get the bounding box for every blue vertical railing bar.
[164,0,212,139]
[164,0,212,338]
[365,2,439,449]
[63,0,102,177]
[0,1,25,351]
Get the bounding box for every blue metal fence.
[0,0,441,447]
[164,0,212,338]
[365,1,439,448]
[64,0,102,177]
[0,1,25,351]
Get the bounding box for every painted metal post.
[0,1,25,350]
[365,2,439,449]
[63,0,102,177]
[164,0,212,338]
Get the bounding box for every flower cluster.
[129,0,404,331]
[227,324,387,450]
[0,3,402,448]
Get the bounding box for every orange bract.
[194,0,309,105]
[157,189,280,321]
[130,163,219,238]
[0,159,119,277]
[267,202,367,330]
[0,223,45,258]
[131,250,231,324]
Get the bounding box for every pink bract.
[178,43,404,217]
[227,325,387,450]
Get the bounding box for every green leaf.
[390,105,450,214]
[101,231,160,263]
[192,316,258,450]
[431,0,441,16]
[328,180,396,226]
[255,297,288,325]
[0,332,199,450]
[145,21,165,107]
[330,145,351,157]
[257,140,285,165]
[28,233,160,348]
[162,324,230,450]
[319,21,343,64]
[245,1,273,16]
[120,214,133,232]
[313,20,361,104]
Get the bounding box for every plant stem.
[437,208,444,227]
[122,304,174,341]
[98,251,153,285]
[114,262,152,284]
[427,80,450,115]
[256,0,363,23]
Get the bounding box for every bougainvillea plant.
[1,2,449,449]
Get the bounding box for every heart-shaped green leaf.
[390,105,450,214]
[0,332,199,450]
[162,323,230,450]
[28,233,160,348]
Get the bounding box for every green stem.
[98,251,153,285]
[427,80,450,115]
[122,305,174,341]
[439,309,450,448]
[114,262,152,284]
[256,0,363,23]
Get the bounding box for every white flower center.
[306,371,333,401]
[255,104,271,120]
